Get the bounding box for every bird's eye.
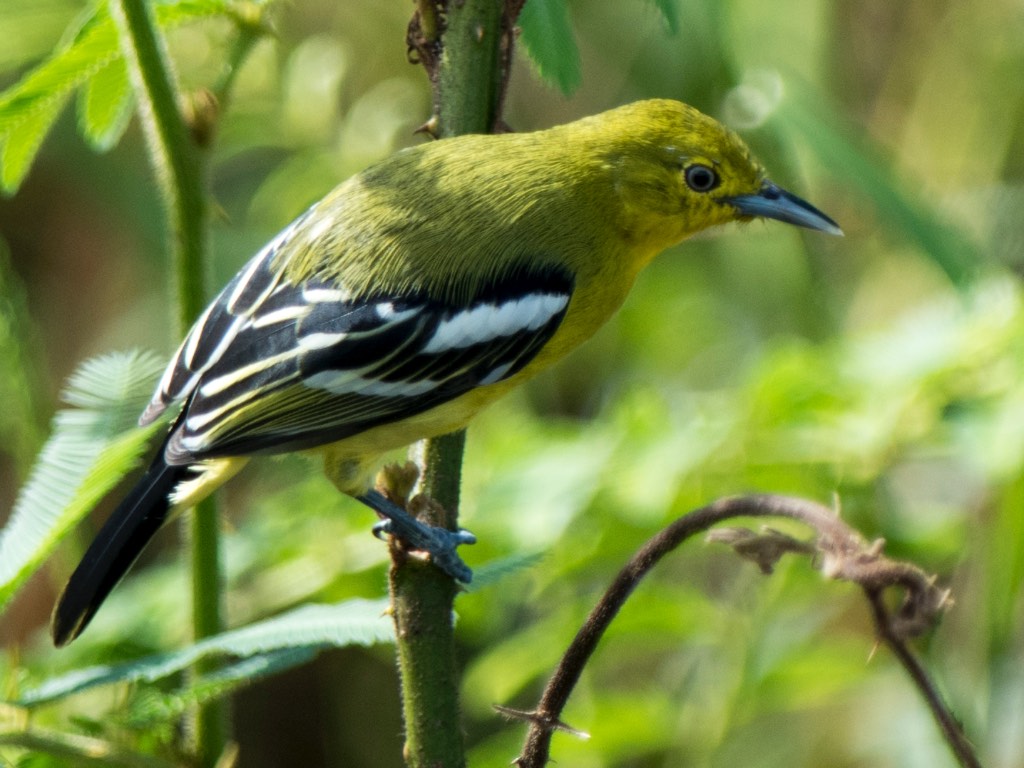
[684,164,719,193]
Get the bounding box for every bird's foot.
[358,484,475,583]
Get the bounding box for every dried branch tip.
[707,526,815,574]
[709,520,953,641]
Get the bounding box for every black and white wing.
[142,236,574,464]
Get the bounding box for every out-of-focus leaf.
[18,599,393,706]
[78,58,133,151]
[518,0,581,96]
[0,350,165,611]
[781,89,979,286]
[464,551,546,591]
[0,99,65,191]
[0,727,177,768]
[0,0,240,193]
[0,10,118,192]
[0,241,46,469]
[126,647,319,726]
[646,0,680,33]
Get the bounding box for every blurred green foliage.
[1,0,1023,766]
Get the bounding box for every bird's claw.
[372,518,476,583]
[360,489,475,583]
[372,519,476,545]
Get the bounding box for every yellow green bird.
[51,99,841,646]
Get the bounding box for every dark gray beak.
[727,181,843,236]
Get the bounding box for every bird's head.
[590,99,841,256]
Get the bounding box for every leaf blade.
[517,0,582,97]
[646,0,680,33]
[19,599,395,706]
[78,58,134,151]
[0,350,166,611]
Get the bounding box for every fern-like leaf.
[0,0,238,193]
[19,599,394,706]
[0,350,166,611]
[78,58,134,151]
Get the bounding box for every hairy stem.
[390,0,523,765]
[386,437,468,767]
[435,0,505,136]
[107,0,223,763]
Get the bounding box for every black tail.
[51,452,188,646]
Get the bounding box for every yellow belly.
[316,376,521,493]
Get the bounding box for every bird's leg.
[358,462,475,583]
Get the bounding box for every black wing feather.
[147,249,574,463]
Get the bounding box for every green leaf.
[126,648,320,726]
[0,0,240,193]
[78,58,134,151]
[0,98,66,192]
[0,238,46,469]
[0,12,119,192]
[518,0,582,96]
[18,599,394,706]
[465,551,546,592]
[0,350,166,611]
[646,0,680,33]
[154,0,234,25]
[781,89,980,285]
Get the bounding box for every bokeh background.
[2,0,1023,766]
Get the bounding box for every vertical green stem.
[108,0,206,319]
[392,1,508,766]
[188,496,225,761]
[393,432,467,767]
[435,0,505,136]
[107,0,224,763]
[417,430,467,512]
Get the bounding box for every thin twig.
[512,494,971,768]
[865,590,981,768]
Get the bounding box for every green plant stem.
[436,0,505,136]
[393,431,467,768]
[189,495,225,760]
[108,0,206,322]
[107,0,224,764]
[392,1,508,766]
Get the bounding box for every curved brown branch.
[511,494,971,768]
[865,590,981,768]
